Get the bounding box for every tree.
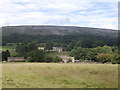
[28,50,45,62]
[70,47,88,60]
[44,56,54,63]
[110,53,120,64]
[45,42,53,50]
[96,53,110,63]
[86,49,98,61]
[95,45,112,54]
[53,56,62,63]
[2,50,10,61]
[16,42,37,57]
[75,38,93,48]
[93,40,105,47]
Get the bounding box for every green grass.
[10,51,19,57]
[0,46,14,50]
[46,51,69,57]
[0,63,2,89]
[0,46,18,57]
[2,63,118,88]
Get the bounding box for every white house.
[58,55,75,63]
[38,47,45,50]
[53,47,63,52]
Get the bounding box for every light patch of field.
[2,63,118,88]
[0,46,14,50]
[46,51,69,57]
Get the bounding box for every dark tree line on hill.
[2,33,118,49]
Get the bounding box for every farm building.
[38,47,45,50]
[38,47,63,52]
[58,56,76,63]
[8,57,25,62]
[53,47,63,52]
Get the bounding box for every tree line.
[70,46,119,64]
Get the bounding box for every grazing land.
[0,46,14,51]
[2,63,118,88]
[0,63,2,89]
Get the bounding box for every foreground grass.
[2,63,118,88]
[0,63,2,89]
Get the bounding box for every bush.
[28,50,45,62]
[96,53,110,63]
[44,56,62,63]
[53,56,62,63]
[44,56,54,63]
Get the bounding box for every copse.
[28,50,45,62]
[96,53,110,63]
[16,42,37,57]
[70,45,119,64]
[44,56,62,63]
[2,50,10,61]
[45,42,53,50]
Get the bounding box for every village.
[1,45,80,63]
[1,44,98,64]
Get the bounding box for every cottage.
[38,47,45,50]
[53,47,63,52]
[8,57,25,62]
[72,60,79,63]
[58,56,75,63]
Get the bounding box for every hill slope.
[2,25,118,37]
[2,25,118,47]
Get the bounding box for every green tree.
[28,50,45,62]
[96,53,110,63]
[45,42,53,50]
[44,56,54,63]
[16,42,37,57]
[2,50,10,61]
[86,49,98,61]
[53,56,62,63]
[95,45,112,54]
[70,47,88,60]
[75,38,93,48]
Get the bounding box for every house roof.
[58,56,74,59]
[8,57,24,59]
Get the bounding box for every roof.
[8,57,24,59]
[58,56,74,59]
[53,47,63,50]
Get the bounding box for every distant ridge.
[2,25,117,37]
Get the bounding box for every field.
[0,46,14,51]
[2,63,118,88]
[0,63,2,89]
[46,51,69,57]
[0,46,19,56]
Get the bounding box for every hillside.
[2,25,118,47]
[2,25,118,37]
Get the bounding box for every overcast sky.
[0,0,119,29]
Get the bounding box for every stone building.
[8,57,25,62]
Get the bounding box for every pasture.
[0,46,14,51]
[2,63,118,88]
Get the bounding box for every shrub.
[96,53,110,63]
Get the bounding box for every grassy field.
[0,63,2,89]
[2,63,118,88]
[46,51,69,57]
[0,46,14,51]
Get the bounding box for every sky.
[0,0,119,29]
